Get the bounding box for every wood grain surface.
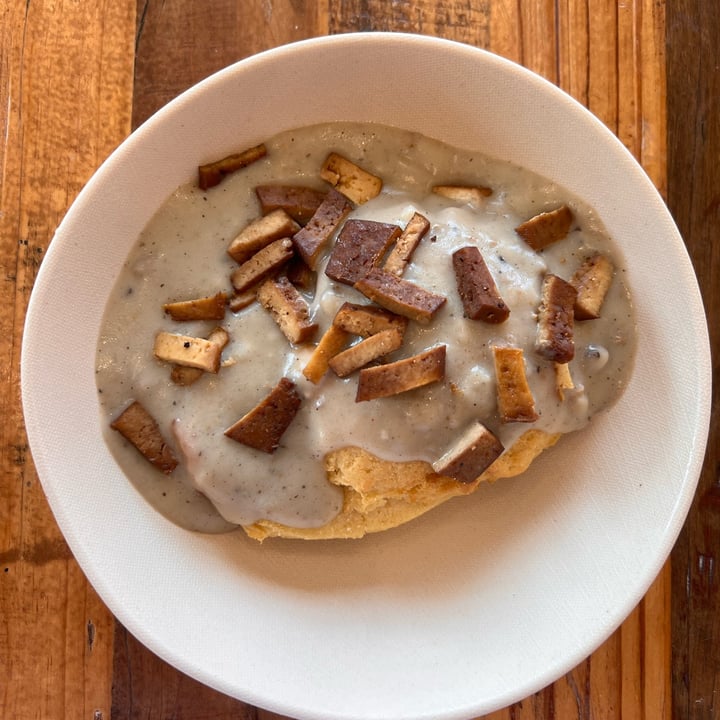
[667,3,720,720]
[0,1,717,718]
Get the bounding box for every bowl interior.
[21,33,710,720]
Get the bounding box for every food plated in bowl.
[21,33,710,719]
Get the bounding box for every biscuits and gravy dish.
[95,122,635,541]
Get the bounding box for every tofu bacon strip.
[257,275,318,344]
[356,345,446,402]
[452,246,509,323]
[224,377,302,454]
[230,237,294,293]
[433,421,504,484]
[302,324,351,384]
[324,219,401,286]
[227,209,300,264]
[198,143,267,190]
[163,291,227,321]
[432,185,492,204]
[383,212,430,276]
[570,253,614,320]
[255,185,327,225]
[154,331,223,373]
[292,188,353,269]
[329,328,405,378]
[554,362,575,401]
[110,401,178,474]
[493,346,539,423]
[320,152,383,205]
[515,205,573,251]
[332,302,408,337]
[170,327,230,386]
[535,273,578,363]
[354,268,446,324]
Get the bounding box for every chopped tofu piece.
[154,331,223,373]
[202,326,229,349]
[285,256,316,290]
[170,327,230,386]
[325,220,402,286]
[570,253,614,320]
[493,346,539,423]
[329,328,405,378]
[554,362,575,401]
[163,291,227,321]
[170,365,204,387]
[432,185,492,204]
[198,143,267,190]
[452,246,510,323]
[356,345,446,401]
[227,209,300,264]
[302,324,351,384]
[332,302,408,337]
[354,268,447,324]
[230,238,294,293]
[228,288,258,312]
[257,275,318,344]
[433,421,504,483]
[320,152,383,204]
[292,189,353,269]
[535,273,578,363]
[515,205,574,251]
[255,185,327,225]
[383,212,430,276]
[110,401,178,474]
[224,377,302,453]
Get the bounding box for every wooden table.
[2,2,717,718]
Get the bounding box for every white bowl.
[21,33,710,720]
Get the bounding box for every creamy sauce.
[96,123,635,533]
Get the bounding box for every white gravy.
[96,123,635,533]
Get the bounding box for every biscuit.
[243,429,560,541]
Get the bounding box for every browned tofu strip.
[356,345,446,401]
[354,268,447,324]
[198,143,267,190]
[535,273,578,363]
[515,205,574,251]
[492,346,539,423]
[383,212,430,276]
[452,246,510,323]
[324,219,401,286]
[332,302,408,337]
[257,276,318,344]
[170,327,230,386]
[228,287,258,312]
[230,238,294,293]
[163,291,227,321]
[154,331,222,373]
[224,377,302,453]
[285,256,316,290]
[255,185,327,225]
[554,362,575,401]
[433,421,504,483]
[292,188,353,269]
[570,253,614,320]
[320,152,383,204]
[110,401,178,474]
[432,185,492,203]
[302,324,351,384]
[329,328,405,378]
[227,209,300,264]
